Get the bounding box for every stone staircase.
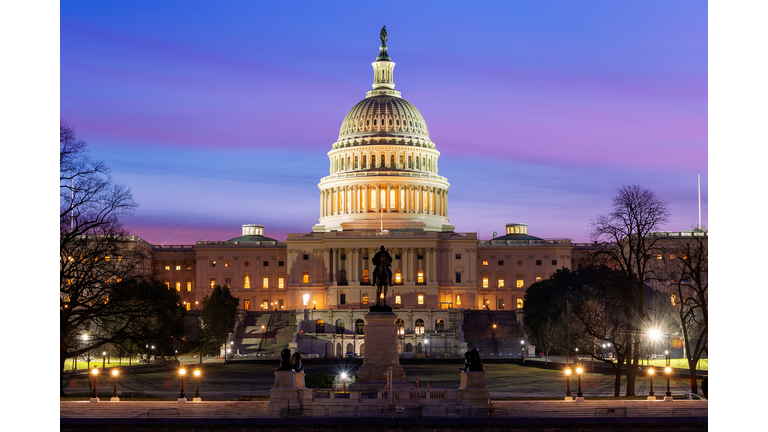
[461,310,525,357]
[232,311,297,357]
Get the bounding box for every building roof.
[337,95,431,141]
[491,233,544,241]
[226,234,278,242]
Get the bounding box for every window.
[210,278,215,289]
[175,281,181,291]
[165,281,170,289]
[262,299,269,309]
[186,282,192,291]
[517,299,524,309]
[418,294,424,305]
[263,277,269,289]
[279,299,284,309]
[536,260,541,266]
[516,279,524,288]
[682,254,688,260]
[302,272,309,283]
[482,277,489,288]
[211,261,216,267]
[671,295,677,306]
[164,265,170,271]
[657,254,663,260]
[396,319,405,335]
[303,293,310,306]
[363,269,370,284]
[456,294,461,306]
[498,279,504,288]
[225,278,231,288]
[482,260,488,266]
[244,275,251,289]
[244,300,250,310]
[435,319,445,332]
[498,260,504,266]
[225,262,231,267]
[263,261,269,267]
[498,298,505,310]
[335,319,345,334]
[395,253,401,260]
[363,254,369,260]
[279,261,284,266]
[316,319,325,333]
[356,319,365,335]
[395,270,402,284]
[395,294,401,305]
[303,254,309,260]
[577,264,583,269]
[278,277,284,289]
[186,265,192,271]
[455,254,461,259]
[340,293,346,305]
[535,276,542,282]
[415,319,425,335]
[340,254,346,260]
[105,256,111,262]
[418,253,424,260]
[417,270,424,284]
[669,254,675,260]
[455,272,461,283]
[185,303,191,311]
[362,295,369,305]
[175,265,181,271]
[551,260,557,266]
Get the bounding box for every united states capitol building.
[148,32,576,358]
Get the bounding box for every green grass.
[63,357,138,371]
[640,358,708,370]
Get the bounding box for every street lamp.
[90,368,99,402]
[647,368,655,400]
[193,369,201,401]
[665,366,672,399]
[111,369,119,401]
[520,339,525,363]
[564,368,572,400]
[576,365,583,399]
[425,338,430,358]
[178,368,187,402]
[102,351,107,368]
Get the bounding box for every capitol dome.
[314,29,452,233]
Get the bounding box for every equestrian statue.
[371,245,393,310]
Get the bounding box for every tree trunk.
[60,350,68,397]
[688,358,699,394]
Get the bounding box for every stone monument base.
[349,311,410,391]
[458,371,490,405]
[268,370,312,412]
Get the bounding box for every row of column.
[324,247,438,284]
[320,184,447,218]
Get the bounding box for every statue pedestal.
[267,371,304,412]
[349,311,408,391]
[458,371,490,405]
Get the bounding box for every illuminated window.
[657,254,663,260]
[211,261,216,267]
[175,281,181,291]
[244,274,251,289]
[517,299,524,309]
[105,256,111,262]
[682,254,688,260]
[67,279,73,285]
[363,269,370,284]
[418,294,424,305]
[262,299,269,309]
[498,279,505,288]
[395,294,401,305]
[456,294,461,306]
[117,256,122,262]
[186,282,192,292]
[302,294,309,306]
[670,254,675,259]
[517,279,524,288]
[417,270,424,284]
[186,265,191,271]
[244,300,250,310]
[482,260,488,266]
[396,319,405,335]
[415,319,424,334]
[436,319,445,332]
[210,278,215,289]
[303,272,309,283]
[316,319,325,333]
[482,277,489,288]
[165,282,170,289]
[165,265,170,271]
[175,265,181,271]
[263,277,269,289]
[395,270,402,284]
[278,277,284,289]
[671,295,677,306]
[185,303,191,311]
[225,262,231,267]
[535,276,542,282]
[363,295,369,305]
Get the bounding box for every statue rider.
[372,245,393,308]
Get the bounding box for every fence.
[594,407,627,417]
[673,408,708,417]
[146,408,179,418]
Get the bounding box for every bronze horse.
[372,246,392,308]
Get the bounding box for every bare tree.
[588,184,671,396]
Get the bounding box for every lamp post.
[178,368,187,402]
[102,351,107,368]
[576,365,584,400]
[193,369,202,401]
[564,368,573,400]
[665,366,672,400]
[425,338,430,358]
[111,369,119,401]
[521,339,525,363]
[90,368,99,402]
[647,368,655,400]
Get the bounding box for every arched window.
[243,274,250,289]
[366,119,370,126]
[354,156,358,169]
[362,155,367,169]
[517,299,524,309]
[416,343,423,353]
[415,319,425,335]
[405,343,413,352]
[380,153,386,167]
[390,155,395,167]
[363,268,370,284]
[435,319,445,333]
[316,319,325,333]
[371,154,376,167]
[417,270,424,284]
[335,319,345,334]
[373,118,378,126]
[396,318,405,335]
[416,157,420,170]
[340,269,347,285]
[408,155,413,169]
[356,319,365,335]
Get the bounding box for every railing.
[288,404,454,418]
[594,407,627,417]
[311,389,458,402]
[479,238,572,247]
[673,408,708,417]
[146,408,179,418]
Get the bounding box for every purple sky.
[60,1,707,244]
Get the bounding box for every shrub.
[305,373,335,389]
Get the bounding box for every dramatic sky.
[60,1,707,244]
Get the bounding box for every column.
[320,190,324,217]
[444,190,448,217]
[376,184,381,212]
[351,248,357,282]
[362,185,368,213]
[386,184,392,213]
[353,186,358,213]
[426,248,431,282]
[405,248,411,282]
[394,184,400,212]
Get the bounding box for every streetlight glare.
[565,369,572,376]
[194,370,201,377]
[91,368,98,375]
[180,368,186,375]
[649,329,661,340]
[648,368,655,375]
[112,369,118,376]
[340,372,347,380]
[665,366,672,373]
[576,367,583,374]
